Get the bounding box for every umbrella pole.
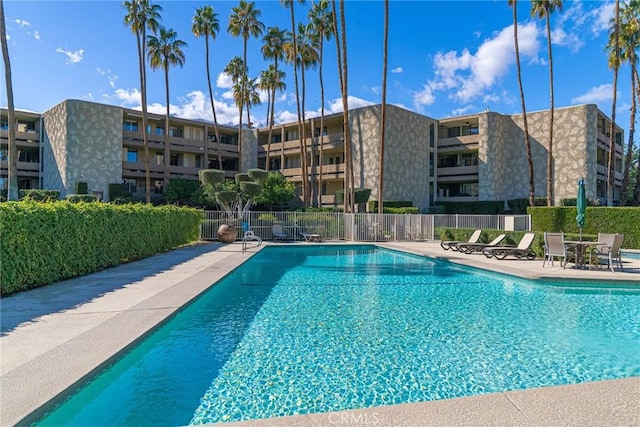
[579,227,582,242]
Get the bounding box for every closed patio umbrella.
[576,177,586,241]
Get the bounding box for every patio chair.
[300,231,322,242]
[482,232,537,260]
[440,229,482,251]
[542,232,577,269]
[456,234,507,254]
[272,224,289,242]
[589,234,624,272]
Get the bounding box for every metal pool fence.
[201,211,531,242]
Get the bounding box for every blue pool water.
[38,245,640,426]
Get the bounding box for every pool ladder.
[242,230,262,253]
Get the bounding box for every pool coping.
[1,241,639,426]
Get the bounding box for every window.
[461,182,478,197]
[461,153,478,166]
[127,149,138,163]
[271,134,282,143]
[429,153,434,177]
[195,155,202,169]
[0,177,6,190]
[0,149,8,161]
[438,155,457,168]
[170,154,179,166]
[220,134,237,145]
[469,124,479,135]
[124,120,138,131]
[154,180,163,194]
[18,149,39,163]
[207,133,217,142]
[124,178,137,193]
[447,127,461,138]
[155,125,165,135]
[286,129,298,141]
[315,127,327,137]
[155,153,163,165]
[429,124,435,148]
[169,126,182,138]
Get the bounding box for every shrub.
[65,194,98,203]
[0,201,202,295]
[19,189,60,202]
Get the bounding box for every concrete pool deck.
[1,241,638,426]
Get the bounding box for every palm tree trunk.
[140,25,151,204]
[266,86,273,171]
[289,4,307,206]
[331,0,347,212]
[238,39,247,172]
[205,36,222,170]
[1,0,18,201]
[378,0,389,215]
[607,0,620,206]
[163,66,170,190]
[339,0,353,212]
[512,0,535,206]
[546,14,554,206]
[620,55,636,205]
[301,56,310,206]
[318,35,325,208]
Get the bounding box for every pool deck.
[1,241,639,427]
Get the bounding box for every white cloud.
[391,67,403,74]
[14,19,31,27]
[327,95,375,114]
[113,88,141,106]
[33,30,40,40]
[571,84,616,104]
[413,83,436,107]
[55,48,84,64]
[451,105,477,116]
[590,1,614,35]
[427,22,540,104]
[551,27,583,53]
[96,68,118,88]
[216,72,233,89]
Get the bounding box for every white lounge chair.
[482,232,537,260]
[456,234,507,254]
[440,229,482,251]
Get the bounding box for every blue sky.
[1,0,634,136]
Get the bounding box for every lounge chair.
[482,232,536,260]
[272,224,289,242]
[590,233,624,272]
[301,231,322,242]
[456,234,507,254]
[542,232,577,269]
[440,229,482,251]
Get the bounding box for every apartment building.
[0,100,624,207]
[437,104,624,205]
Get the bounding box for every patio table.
[565,240,600,269]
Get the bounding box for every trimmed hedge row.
[528,207,640,249]
[0,201,202,295]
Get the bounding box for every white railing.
[201,211,531,241]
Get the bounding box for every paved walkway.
[1,241,639,426]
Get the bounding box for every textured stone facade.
[351,105,436,211]
[479,104,607,204]
[43,100,123,200]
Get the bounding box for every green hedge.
[19,189,60,202]
[528,207,640,249]
[0,201,202,295]
[367,200,413,211]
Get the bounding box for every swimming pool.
[37,245,640,426]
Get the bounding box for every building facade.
[0,100,624,207]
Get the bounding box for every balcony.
[437,134,479,153]
[0,129,40,143]
[437,165,479,178]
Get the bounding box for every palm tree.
[509,0,535,207]
[378,0,389,214]
[228,0,264,172]
[192,5,222,169]
[0,0,17,201]
[286,23,319,205]
[607,0,621,206]
[531,0,563,206]
[258,65,286,171]
[225,56,246,163]
[244,76,262,127]
[308,0,333,207]
[617,0,639,204]
[123,0,162,204]
[147,26,186,190]
[281,0,308,206]
[331,0,353,212]
[261,26,288,171]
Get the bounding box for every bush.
[0,201,202,295]
[65,194,98,203]
[76,181,89,195]
[384,207,419,214]
[529,206,640,249]
[19,189,60,202]
[368,200,413,212]
[436,201,504,214]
